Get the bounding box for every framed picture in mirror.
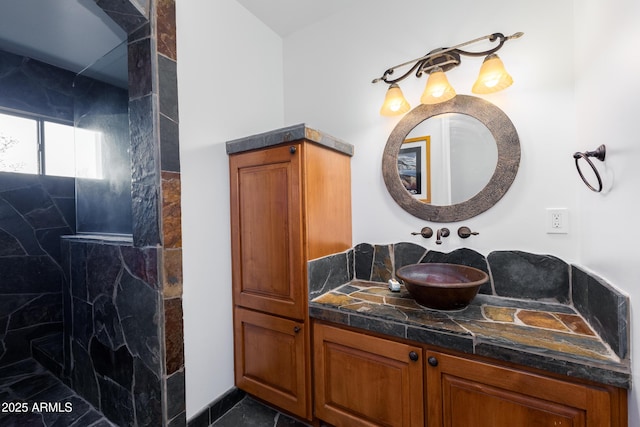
[399,136,431,203]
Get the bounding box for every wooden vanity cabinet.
[426,350,627,427]
[312,322,627,427]
[313,323,424,427]
[229,140,352,421]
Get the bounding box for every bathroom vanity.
[227,125,629,427]
[308,244,630,427]
[312,295,627,427]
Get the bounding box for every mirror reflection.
[399,113,497,206]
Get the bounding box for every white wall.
[176,0,284,417]
[178,0,638,423]
[283,0,579,260]
[575,0,640,422]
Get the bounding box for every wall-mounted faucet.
[436,228,450,245]
[413,226,478,243]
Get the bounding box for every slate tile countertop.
[308,243,631,389]
[225,123,354,156]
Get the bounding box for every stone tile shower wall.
[98,1,186,425]
[62,237,163,426]
[0,50,76,122]
[0,51,78,363]
[308,242,629,361]
[0,47,132,236]
[0,44,126,369]
[0,174,74,366]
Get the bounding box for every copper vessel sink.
[395,263,489,310]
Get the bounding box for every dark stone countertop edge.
[309,303,631,389]
[225,123,354,156]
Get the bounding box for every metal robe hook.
[573,144,606,192]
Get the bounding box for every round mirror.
[382,95,520,222]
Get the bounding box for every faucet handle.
[411,227,433,238]
[457,226,479,239]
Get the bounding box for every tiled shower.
[0,1,184,425]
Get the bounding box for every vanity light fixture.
[373,32,523,116]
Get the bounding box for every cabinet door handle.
[293,326,301,333]
[409,351,419,362]
[289,146,297,154]
[428,356,439,367]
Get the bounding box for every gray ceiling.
[0,1,358,87]
[0,0,128,86]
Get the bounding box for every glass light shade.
[380,84,411,116]
[420,68,456,104]
[472,54,513,94]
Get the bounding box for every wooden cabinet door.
[426,351,616,427]
[234,307,309,419]
[314,323,424,427]
[229,144,305,319]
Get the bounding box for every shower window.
[0,110,103,178]
[0,112,38,174]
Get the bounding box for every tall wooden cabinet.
[228,129,352,421]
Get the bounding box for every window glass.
[0,113,38,173]
[44,121,75,177]
[0,112,103,179]
[74,127,104,179]
[43,122,103,179]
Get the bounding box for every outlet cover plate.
[546,208,569,234]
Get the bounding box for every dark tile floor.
[210,396,311,427]
[0,358,116,427]
[2,358,318,427]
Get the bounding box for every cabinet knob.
[428,356,439,367]
[293,326,301,333]
[409,351,419,362]
[289,146,297,154]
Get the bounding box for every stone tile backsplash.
[572,265,629,359]
[308,249,352,299]
[309,242,629,359]
[488,251,570,303]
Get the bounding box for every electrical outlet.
[546,208,568,234]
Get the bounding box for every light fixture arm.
[372,32,523,85]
